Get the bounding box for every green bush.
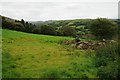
[95,42,120,78]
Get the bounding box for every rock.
[64,40,70,45]
[109,40,116,43]
[77,44,83,49]
[82,43,89,49]
[101,39,107,43]
[63,39,110,50]
[71,40,76,44]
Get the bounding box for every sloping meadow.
[2,29,97,78]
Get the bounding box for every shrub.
[94,42,120,78]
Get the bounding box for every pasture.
[2,29,97,78]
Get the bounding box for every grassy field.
[2,29,97,78]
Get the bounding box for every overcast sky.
[0,1,118,21]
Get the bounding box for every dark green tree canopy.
[41,25,56,35]
[14,22,24,31]
[89,18,117,39]
[61,26,76,37]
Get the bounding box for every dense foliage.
[31,19,91,37]
[89,18,117,39]
[118,19,120,39]
[60,26,76,37]
[2,16,118,39]
[40,24,57,35]
[2,16,91,37]
[95,42,120,78]
[2,16,36,33]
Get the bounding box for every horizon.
[1,2,118,21]
[1,15,118,22]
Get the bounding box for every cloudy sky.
[0,0,118,21]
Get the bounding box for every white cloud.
[1,2,118,21]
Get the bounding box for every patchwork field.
[2,29,97,78]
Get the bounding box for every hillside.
[2,29,97,78]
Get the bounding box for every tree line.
[2,17,36,33]
[2,16,118,40]
[2,16,79,37]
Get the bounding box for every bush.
[89,18,117,39]
[95,42,120,78]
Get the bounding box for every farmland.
[2,29,97,78]
[1,2,119,78]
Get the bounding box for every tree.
[21,19,25,26]
[2,20,15,29]
[41,25,56,35]
[118,19,120,39]
[60,26,76,37]
[23,22,35,33]
[32,27,41,34]
[14,22,24,31]
[89,18,117,39]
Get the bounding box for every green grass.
[2,29,97,78]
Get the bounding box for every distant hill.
[29,19,92,26]
[1,15,15,22]
[1,15,118,38]
[1,15,118,26]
